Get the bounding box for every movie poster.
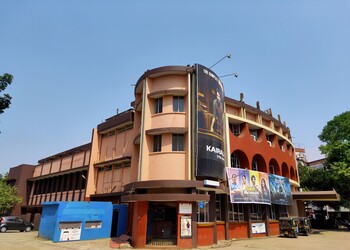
[226,168,271,204]
[195,64,225,179]
[268,174,293,205]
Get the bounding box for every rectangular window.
[280,205,288,217]
[197,190,209,223]
[250,204,262,221]
[153,135,162,152]
[216,195,222,221]
[173,96,184,112]
[172,134,184,151]
[155,98,163,114]
[228,200,244,221]
[269,204,277,220]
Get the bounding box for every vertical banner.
[180,216,192,238]
[226,168,271,204]
[195,64,225,179]
[269,174,293,205]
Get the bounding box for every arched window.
[231,153,240,168]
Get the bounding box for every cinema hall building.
[16,63,339,248]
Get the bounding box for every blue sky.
[1,0,349,174]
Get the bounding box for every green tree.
[318,111,350,207]
[0,73,14,114]
[0,176,22,215]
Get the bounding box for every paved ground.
[0,229,349,249]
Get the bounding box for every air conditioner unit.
[251,135,256,141]
[267,141,272,146]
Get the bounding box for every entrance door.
[146,202,177,246]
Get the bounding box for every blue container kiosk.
[39,201,113,242]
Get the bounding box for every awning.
[292,190,340,201]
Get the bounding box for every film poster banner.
[226,168,271,204]
[269,174,293,205]
[195,64,225,179]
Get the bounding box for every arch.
[268,158,280,175]
[290,165,296,181]
[231,150,249,169]
[252,154,267,173]
[281,163,289,178]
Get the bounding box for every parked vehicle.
[298,217,312,235]
[279,217,299,238]
[0,216,34,233]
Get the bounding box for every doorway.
[146,202,177,246]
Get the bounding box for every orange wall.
[197,224,214,246]
[131,201,148,248]
[217,223,226,240]
[269,221,280,236]
[229,222,249,239]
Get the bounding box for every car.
[0,216,34,233]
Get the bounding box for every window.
[197,201,209,223]
[153,135,162,152]
[173,96,184,112]
[228,201,244,221]
[280,205,288,217]
[269,204,277,220]
[250,130,258,141]
[250,204,262,221]
[252,159,258,171]
[230,124,241,136]
[231,153,240,168]
[269,165,275,174]
[172,134,184,151]
[197,190,209,223]
[216,195,222,221]
[155,98,163,114]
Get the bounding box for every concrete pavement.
[0,229,349,249]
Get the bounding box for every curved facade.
[12,64,339,246]
[85,64,301,248]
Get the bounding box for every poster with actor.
[269,174,293,205]
[195,64,225,179]
[226,168,270,204]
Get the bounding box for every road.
[0,229,349,249]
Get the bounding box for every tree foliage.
[0,175,22,215]
[312,111,350,207]
[0,73,14,114]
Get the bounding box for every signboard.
[179,203,192,214]
[252,222,266,234]
[195,64,225,179]
[226,168,271,204]
[59,228,81,241]
[269,174,293,205]
[180,216,192,238]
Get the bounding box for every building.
[6,164,35,215]
[6,64,339,248]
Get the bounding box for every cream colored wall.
[72,152,85,168]
[50,159,61,173]
[41,162,51,175]
[61,156,72,171]
[148,152,186,180]
[151,112,186,129]
[139,74,190,181]
[33,165,42,177]
[86,129,99,198]
[149,75,187,93]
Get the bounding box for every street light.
[219,73,239,78]
[209,53,232,69]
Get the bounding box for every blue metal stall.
[39,201,113,242]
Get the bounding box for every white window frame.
[173,96,184,112]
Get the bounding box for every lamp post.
[209,53,231,69]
